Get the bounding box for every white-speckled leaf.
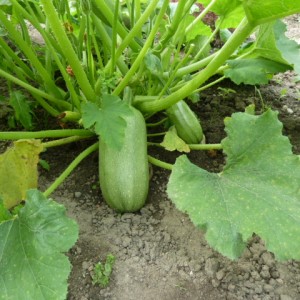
[167,109,300,260]
[0,189,78,300]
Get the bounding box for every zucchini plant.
[0,0,300,298]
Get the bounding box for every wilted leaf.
[0,189,78,300]
[0,139,43,209]
[167,109,300,260]
[82,94,132,150]
[161,126,190,153]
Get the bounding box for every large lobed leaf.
[82,94,132,150]
[167,109,300,260]
[0,189,78,300]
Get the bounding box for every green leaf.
[9,91,33,130]
[186,18,212,41]
[92,254,116,287]
[0,139,44,209]
[200,0,244,28]
[82,95,132,150]
[0,189,78,300]
[243,0,300,25]
[224,58,291,85]
[167,109,300,260]
[160,126,190,153]
[242,20,299,69]
[144,52,163,76]
[0,198,12,222]
[274,20,300,76]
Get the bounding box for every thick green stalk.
[146,118,168,127]
[162,52,218,79]
[113,0,169,96]
[111,0,120,75]
[0,10,63,99]
[159,44,195,98]
[138,18,255,113]
[0,129,94,140]
[193,23,221,62]
[44,142,99,197]
[42,136,92,148]
[148,155,173,171]
[40,0,96,101]
[185,0,218,33]
[104,0,160,72]
[134,0,141,28]
[9,0,81,110]
[92,14,129,77]
[154,0,186,53]
[189,144,223,150]
[148,142,223,150]
[92,0,141,52]
[0,69,71,111]
[0,38,33,78]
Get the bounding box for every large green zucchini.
[99,106,149,212]
[166,100,203,144]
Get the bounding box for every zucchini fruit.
[99,106,149,212]
[166,100,203,144]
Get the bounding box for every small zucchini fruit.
[99,106,149,212]
[166,100,203,144]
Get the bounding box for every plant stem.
[42,135,93,148]
[0,130,94,140]
[43,142,99,197]
[0,9,63,100]
[189,144,223,150]
[93,0,140,52]
[0,69,71,112]
[113,0,169,96]
[147,132,167,137]
[148,142,223,150]
[10,0,82,110]
[40,0,96,101]
[185,0,218,33]
[148,155,173,170]
[146,118,168,127]
[162,52,218,79]
[92,14,129,78]
[104,0,160,72]
[137,18,255,113]
[154,0,186,53]
[111,0,120,76]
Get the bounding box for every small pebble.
[74,191,82,198]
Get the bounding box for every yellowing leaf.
[161,126,190,153]
[0,139,43,209]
